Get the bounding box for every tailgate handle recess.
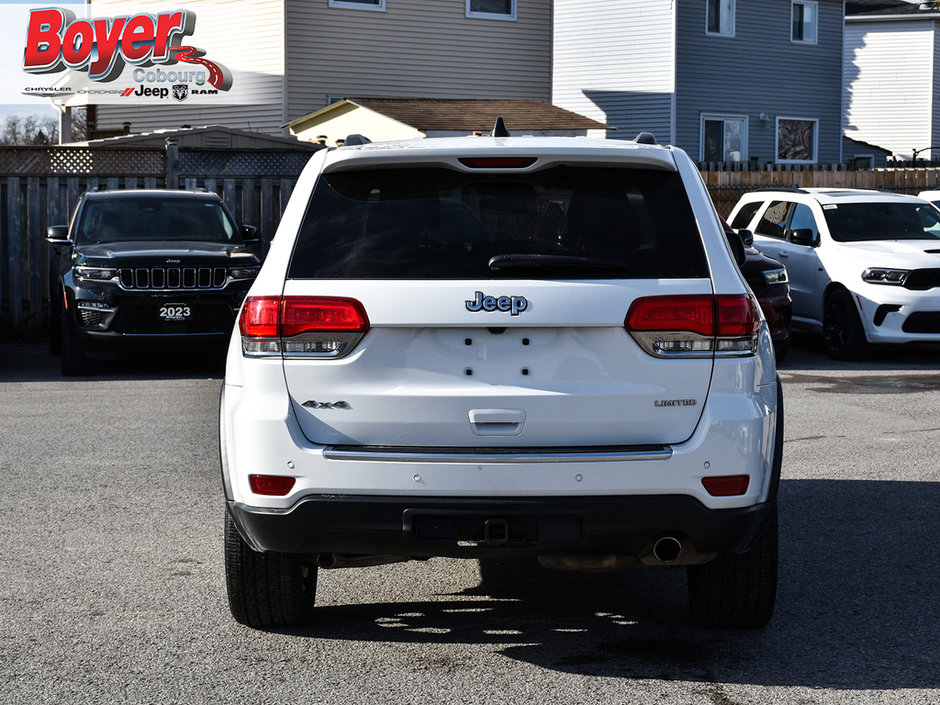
[469,408,525,436]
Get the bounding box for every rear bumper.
[227,493,772,559]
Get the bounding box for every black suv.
[47,190,261,375]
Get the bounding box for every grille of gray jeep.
[118,267,227,290]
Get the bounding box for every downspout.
[51,101,72,145]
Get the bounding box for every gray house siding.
[285,0,552,126]
[94,0,287,136]
[96,0,550,138]
[675,0,844,163]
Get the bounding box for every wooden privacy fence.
[6,150,940,329]
[0,145,316,328]
[703,166,940,217]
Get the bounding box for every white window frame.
[705,0,735,38]
[791,1,818,44]
[700,113,748,162]
[466,0,516,21]
[329,0,385,12]
[776,116,818,164]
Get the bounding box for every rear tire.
[687,505,778,629]
[224,511,317,628]
[687,376,782,629]
[823,288,870,360]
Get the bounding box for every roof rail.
[751,186,808,194]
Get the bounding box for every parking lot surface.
[0,335,937,705]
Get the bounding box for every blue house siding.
[675,0,844,163]
[579,90,674,143]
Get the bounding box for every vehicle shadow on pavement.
[292,479,938,690]
[778,331,940,372]
[0,342,224,382]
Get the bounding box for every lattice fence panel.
[0,147,165,177]
[180,149,314,178]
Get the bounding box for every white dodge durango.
[729,187,940,359]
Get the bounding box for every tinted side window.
[288,166,709,280]
[754,200,791,239]
[787,203,819,242]
[730,201,761,229]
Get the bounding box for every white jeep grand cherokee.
[220,133,783,629]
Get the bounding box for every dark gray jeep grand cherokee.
[47,190,260,375]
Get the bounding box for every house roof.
[847,1,940,17]
[286,98,612,133]
[73,125,320,150]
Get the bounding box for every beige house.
[89,0,553,139]
[286,98,612,145]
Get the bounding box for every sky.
[0,1,83,122]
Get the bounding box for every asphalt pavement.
[0,335,937,705]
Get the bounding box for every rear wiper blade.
[488,254,625,271]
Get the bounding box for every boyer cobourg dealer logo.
[22,7,232,100]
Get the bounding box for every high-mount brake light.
[239,296,369,358]
[625,294,760,358]
[458,157,538,169]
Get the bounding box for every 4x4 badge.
[465,291,528,316]
[302,400,351,409]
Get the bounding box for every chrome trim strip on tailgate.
[322,446,674,464]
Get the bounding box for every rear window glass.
[76,196,238,245]
[287,166,708,279]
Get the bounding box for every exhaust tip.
[652,536,683,564]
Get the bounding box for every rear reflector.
[458,157,538,169]
[239,296,369,358]
[248,474,296,496]
[625,294,760,358]
[702,475,750,496]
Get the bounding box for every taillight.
[239,296,369,358]
[625,294,759,358]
